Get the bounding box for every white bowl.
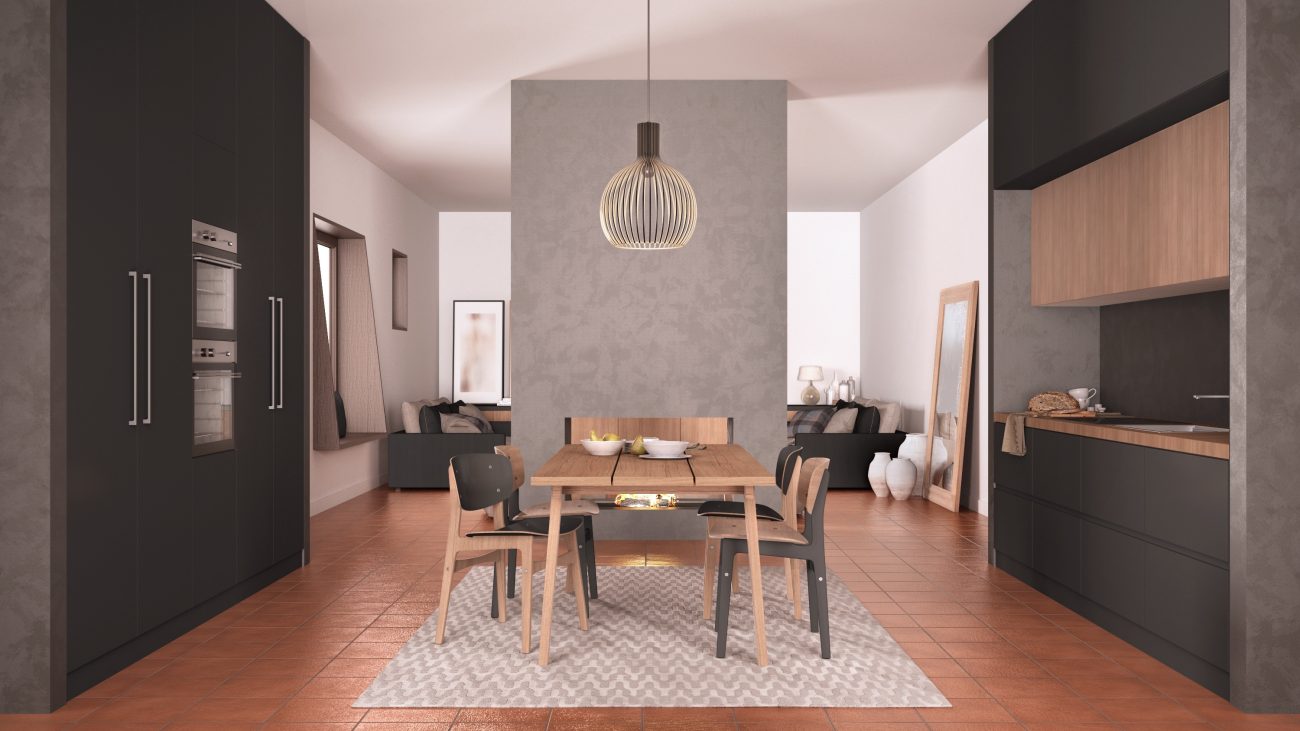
[581,439,624,456]
[644,440,690,458]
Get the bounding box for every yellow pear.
[630,436,647,455]
[588,429,599,442]
[602,432,621,442]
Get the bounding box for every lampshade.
[600,122,697,250]
[797,366,824,382]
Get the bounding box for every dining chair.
[710,457,832,660]
[490,445,600,620]
[698,444,804,619]
[436,453,589,655]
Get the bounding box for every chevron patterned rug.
[355,564,949,708]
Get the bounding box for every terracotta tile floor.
[4,488,1297,730]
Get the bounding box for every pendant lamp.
[599,0,697,250]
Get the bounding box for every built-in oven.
[193,339,239,456]
[192,220,239,342]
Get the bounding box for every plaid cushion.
[788,407,833,437]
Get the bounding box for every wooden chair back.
[449,454,517,512]
[796,458,832,538]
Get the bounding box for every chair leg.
[583,516,598,600]
[434,553,457,644]
[520,542,534,654]
[507,549,517,599]
[806,559,819,634]
[490,560,501,619]
[790,556,803,622]
[702,535,717,620]
[813,558,831,659]
[574,529,592,606]
[494,552,508,624]
[568,534,589,631]
[784,558,795,600]
[715,541,737,658]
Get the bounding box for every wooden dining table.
[530,443,774,667]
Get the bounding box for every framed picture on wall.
[452,300,506,404]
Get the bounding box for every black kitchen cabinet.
[1032,502,1081,591]
[992,423,1032,493]
[234,0,277,582]
[194,0,239,152]
[991,0,1228,188]
[1032,430,1080,511]
[991,422,1229,696]
[136,0,199,631]
[66,0,141,669]
[1081,438,1144,533]
[993,487,1033,566]
[194,452,240,602]
[1082,521,1146,623]
[272,12,308,562]
[1145,450,1230,562]
[1145,542,1229,668]
[66,0,307,698]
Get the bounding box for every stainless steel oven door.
[193,368,239,456]
[192,220,239,341]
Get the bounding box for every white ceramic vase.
[897,433,928,493]
[867,452,891,498]
[885,457,916,500]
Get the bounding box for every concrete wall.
[787,212,860,405]
[860,121,990,512]
[989,190,1099,413]
[309,121,439,514]
[1228,0,1300,712]
[511,80,787,508]
[0,0,65,712]
[438,212,511,400]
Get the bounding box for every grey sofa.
[793,431,907,488]
[387,425,507,489]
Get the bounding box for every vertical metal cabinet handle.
[276,297,284,409]
[143,273,152,425]
[268,296,276,410]
[129,271,138,426]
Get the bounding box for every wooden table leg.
[537,486,564,667]
[744,485,768,666]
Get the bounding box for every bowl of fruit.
[581,431,625,456]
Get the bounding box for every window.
[315,230,339,378]
[392,250,408,331]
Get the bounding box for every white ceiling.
[267,0,1028,212]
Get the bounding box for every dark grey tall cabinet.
[65,0,307,697]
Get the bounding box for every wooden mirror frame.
[922,281,979,512]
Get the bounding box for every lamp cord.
[646,0,651,122]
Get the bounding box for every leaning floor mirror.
[923,281,979,512]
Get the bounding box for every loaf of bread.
[1028,391,1079,414]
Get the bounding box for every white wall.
[860,120,990,513]
[438,212,511,400]
[787,212,861,404]
[308,120,440,514]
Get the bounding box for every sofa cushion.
[855,397,902,434]
[853,405,882,434]
[788,407,833,437]
[441,412,490,434]
[418,405,444,434]
[824,407,858,433]
[401,398,445,433]
[435,399,466,415]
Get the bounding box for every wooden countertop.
[994,413,1229,460]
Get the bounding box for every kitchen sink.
[1118,424,1229,434]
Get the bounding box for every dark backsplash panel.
[1100,291,1229,427]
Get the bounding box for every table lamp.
[797,365,824,405]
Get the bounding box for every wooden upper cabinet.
[1031,102,1228,306]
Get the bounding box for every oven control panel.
[192,339,237,365]
[191,219,239,253]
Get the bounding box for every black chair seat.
[696,500,784,521]
[468,515,584,538]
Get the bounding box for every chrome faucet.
[1193,394,1229,400]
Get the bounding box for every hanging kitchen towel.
[1002,413,1028,457]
